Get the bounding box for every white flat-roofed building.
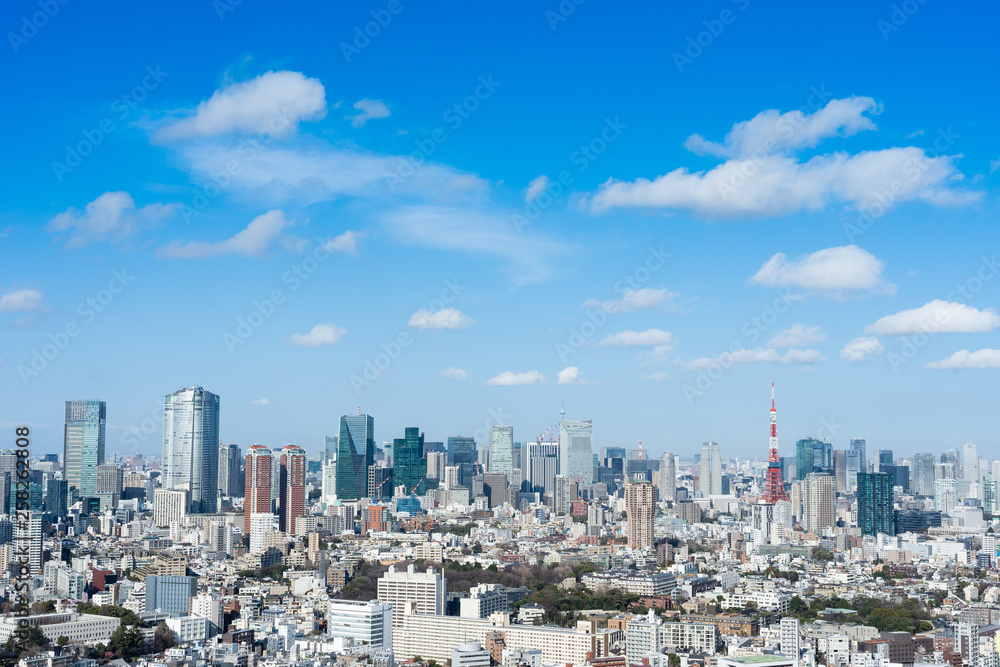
[165,615,209,644]
[377,564,446,627]
[0,613,120,644]
[452,641,491,667]
[581,570,677,597]
[325,599,393,650]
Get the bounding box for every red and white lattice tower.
[760,381,790,503]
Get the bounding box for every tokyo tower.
[760,381,790,503]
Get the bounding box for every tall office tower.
[393,428,427,495]
[698,442,722,497]
[833,450,848,493]
[270,455,281,505]
[45,479,68,518]
[849,438,867,473]
[279,445,306,534]
[856,472,895,536]
[153,489,187,527]
[913,453,936,495]
[796,437,832,480]
[244,445,272,533]
[218,444,243,498]
[482,472,508,508]
[145,575,198,615]
[334,412,375,501]
[162,386,220,514]
[448,436,477,487]
[934,478,958,512]
[658,452,676,503]
[96,464,123,509]
[16,511,43,575]
[963,443,980,481]
[845,449,862,494]
[426,452,447,481]
[553,475,575,514]
[761,383,789,504]
[779,618,800,660]
[487,425,514,480]
[528,449,558,496]
[878,449,894,472]
[625,480,656,550]
[63,399,106,498]
[559,416,594,485]
[801,472,835,534]
[368,463,393,500]
[941,449,959,465]
[377,563,446,626]
[983,475,999,516]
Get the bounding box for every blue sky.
[2,1,999,462]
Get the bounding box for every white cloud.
[600,329,673,347]
[525,175,550,202]
[440,367,468,380]
[155,71,327,142]
[557,366,590,385]
[347,99,391,128]
[927,349,1000,370]
[582,287,678,313]
[865,300,1000,335]
[768,324,826,348]
[684,96,879,158]
[323,230,365,253]
[157,210,293,258]
[642,371,669,381]
[288,323,347,347]
[408,307,475,330]
[250,398,269,406]
[991,157,1000,174]
[749,245,893,296]
[0,289,44,314]
[486,370,545,386]
[589,98,979,217]
[840,336,885,362]
[678,347,825,371]
[47,191,176,248]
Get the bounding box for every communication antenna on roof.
[560,393,565,418]
[357,406,361,416]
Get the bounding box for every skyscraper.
[96,464,123,509]
[559,417,594,485]
[698,442,722,497]
[963,442,980,481]
[845,449,862,494]
[218,443,243,498]
[878,449,894,472]
[63,399,106,498]
[488,425,514,480]
[658,452,676,503]
[801,472,835,534]
[849,438,867,473]
[625,480,656,550]
[393,428,427,495]
[913,453,936,495]
[45,478,68,519]
[332,412,375,501]
[796,438,832,480]
[856,472,895,536]
[279,444,307,534]
[162,386,220,514]
[779,618,800,661]
[448,436,477,487]
[244,445,272,533]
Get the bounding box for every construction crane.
[535,425,559,445]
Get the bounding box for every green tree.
[109,624,143,659]
[57,636,69,647]
[153,622,177,653]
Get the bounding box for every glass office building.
[162,386,220,514]
[63,399,106,498]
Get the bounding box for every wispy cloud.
[288,323,347,347]
[48,191,176,248]
[440,367,468,380]
[250,398,270,406]
[486,370,545,386]
[157,210,294,258]
[927,349,1000,370]
[408,308,475,330]
[768,324,826,348]
[582,287,678,313]
[677,347,825,371]
[0,288,45,314]
[840,336,885,362]
[557,366,591,385]
[347,99,390,128]
[865,300,1000,335]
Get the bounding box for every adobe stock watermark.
[545,0,587,31]
[120,398,164,452]
[180,107,292,222]
[52,65,169,182]
[681,289,799,404]
[340,0,412,63]
[17,269,134,386]
[384,75,502,191]
[223,236,344,352]
[672,0,752,74]
[716,85,834,202]
[845,126,959,243]
[556,246,670,362]
[513,116,628,233]
[887,255,998,371]
[877,0,928,41]
[7,0,71,54]
[350,279,467,394]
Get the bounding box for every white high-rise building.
[249,513,279,554]
[488,425,514,480]
[659,452,676,502]
[326,599,393,649]
[162,386,220,514]
[559,418,594,485]
[964,443,980,481]
[698,442,722,497]
[15,512,42,575]
[935,478,959,512]
[779,617,800,660]
[377,564,446,627]
[191,592,224,637]
[801,472,835,534]
[153,489,188,528]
